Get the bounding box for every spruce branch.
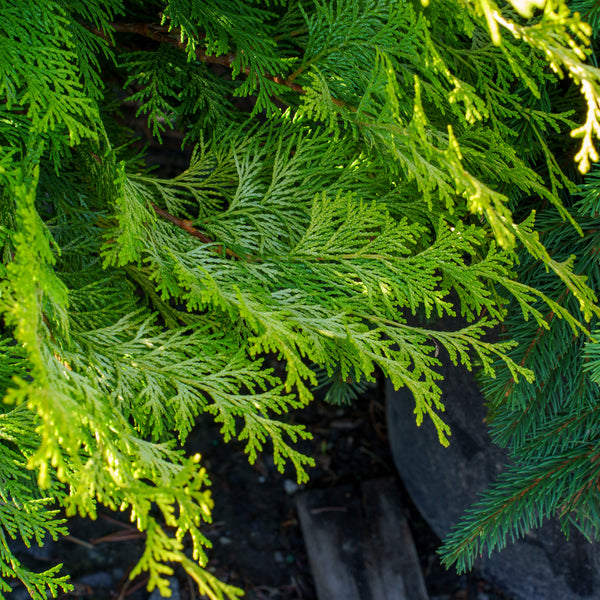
[439,446,600,573]
[498,286,572,399]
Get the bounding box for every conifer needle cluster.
[1,0,600,597]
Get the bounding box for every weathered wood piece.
[296,477,429,600]
[387,366,600,600]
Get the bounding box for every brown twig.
[63,534,95,550]
[88,22,351,109]
[150,202,244,260]
[112,22,237,69]
[91,529,145,544]
[186,572,198,600]
[99,513,138,530]
[116,573,150,600]
[85,148,247,260]
[309,506,348,514]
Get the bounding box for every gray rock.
[10,534,55,561]
[283,479,300,495]
[8,587,31,600]
[76,571,115,589]
[386,359,600,600]
[148,576,180,600]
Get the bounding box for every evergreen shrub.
[1,0,600,597]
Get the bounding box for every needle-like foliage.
[1,0,600,596]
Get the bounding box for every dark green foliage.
[1,0,600,597]
[437,0,600,568]
[439,209,600,571]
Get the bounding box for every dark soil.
[10,375,514,600]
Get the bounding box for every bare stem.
[88,22,353,110]
[150,202,243,260]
